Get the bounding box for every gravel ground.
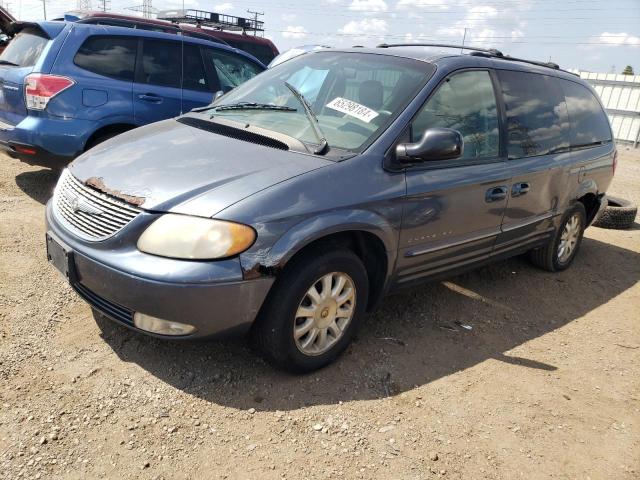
[0,148,638,480]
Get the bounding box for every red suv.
[63,10,279,65]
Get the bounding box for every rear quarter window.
[74,36,137,81]
[558,79,612,148]
[0,28,48,67]
[497,70,570,159]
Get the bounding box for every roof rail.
[376,42,567,73]
[469,51,560,70]
[377,43,504,57]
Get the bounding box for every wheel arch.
[83,123,136,151]
[244,212,398,311]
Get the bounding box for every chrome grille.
[53,169,142,241]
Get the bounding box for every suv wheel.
[251,247,369,373]
[530,203,586,272]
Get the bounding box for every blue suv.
[0,21,264,169]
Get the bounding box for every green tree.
[622,65,634,75]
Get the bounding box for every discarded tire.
[592,196,638,230]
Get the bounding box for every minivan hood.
[69,119,333,217]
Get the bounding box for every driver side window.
[412,70,500,160]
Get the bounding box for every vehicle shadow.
[15,168,59,205]
[95,236,639,411]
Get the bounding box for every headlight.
[137,214,256,260]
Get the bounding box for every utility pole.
[461,27,468,52]
[41,0,46,20]
[246,9,263,36]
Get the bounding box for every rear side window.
[412,70,500,160]
[202,48,262,91]
[497,70,569,159]
[138,39,181,88]
[74,36,137,81]
[0,28,48,67]
[559,79,612,148]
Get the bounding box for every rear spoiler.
[8,21,66,39]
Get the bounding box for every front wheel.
[530,203,586,272]
[251,248,369,373]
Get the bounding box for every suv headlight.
[137,214,256,260]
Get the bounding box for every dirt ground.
[0,147,638,480]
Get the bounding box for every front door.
[133,38,183,125]
[396,69,511,285]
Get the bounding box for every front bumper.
[45,201,274,339]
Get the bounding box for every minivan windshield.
[0,28,48,67]
[201,51,434,152]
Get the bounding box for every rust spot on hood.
[84,177,145,207]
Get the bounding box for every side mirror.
[395,128,463,164]
[213,90,225,102]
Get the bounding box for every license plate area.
[46,232,75,281]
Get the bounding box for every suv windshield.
[203,51,434,152]
[0,28,48,67]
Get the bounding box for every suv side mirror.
[395,128,463,164]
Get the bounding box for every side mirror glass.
[395,127,463,164]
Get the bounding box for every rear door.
[396,69,511,284]
[0,27,49,126]
[133,37,183,124]
[493,70,571,257]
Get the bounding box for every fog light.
[133,313,196,336]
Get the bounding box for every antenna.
[246,9,264,36]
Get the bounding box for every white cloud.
[468,5,498,17]
[339,18,388,35]
[397,0,448,10]
[282,25,309,39]
[349,0,388,12]
[596,32,640,46]
[213,2,234,12]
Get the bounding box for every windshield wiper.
[204,102,297,114]
[284,82,329,155]
[0,60,19,66]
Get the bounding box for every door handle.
[511,182,530,197]
[485,186,508,203]
[138,93,163,103]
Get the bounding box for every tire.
[530,203,586,272]
[592,196,637,230]
[251,247,369,373]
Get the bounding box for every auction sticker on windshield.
[326,97,379,123]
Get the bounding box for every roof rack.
[377,43,504,57]
[157,9,263,33]
[376,42,562,72]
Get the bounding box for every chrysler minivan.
[45,45,615,372]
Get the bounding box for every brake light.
[613,149,618,176]
[24,73,75,111]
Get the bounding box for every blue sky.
[13,0,640,72]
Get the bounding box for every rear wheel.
[251,248,369,373]
[530,203,586,272]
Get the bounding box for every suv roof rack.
[157,9,263,33]
[376,42,563,72]
[377,43,504,57]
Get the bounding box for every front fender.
[240,209,398,280]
